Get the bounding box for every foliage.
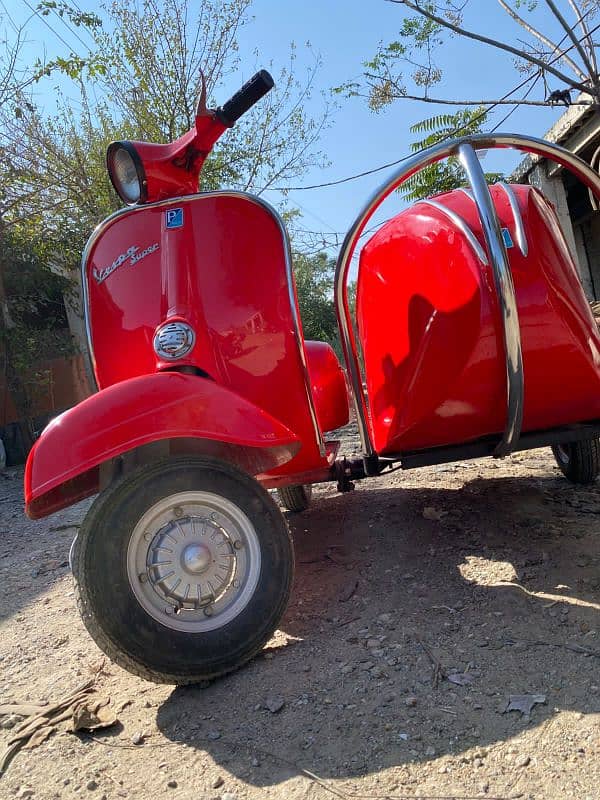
[293,252,339,348]
[0,225,75,429]
[403,108,504,200]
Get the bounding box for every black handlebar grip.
[216,70,274,127]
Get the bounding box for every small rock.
[251,758,260,767]
[447,671,473,686]
[222,794,237,800]
[423,506,446,521]
[131,732,145,745]
[425,746,436,757]
[86,780,98,791]
[0,714,21,729]
[167,780,178,789]
[18,790,34,799]
[212,777,224,789]
[515,755,530,768]
[405,696,418,707]
[208,731,221,740]
[264,696,285,713]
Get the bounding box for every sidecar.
[336,134,600,485]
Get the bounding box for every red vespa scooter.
[24,70,600,684]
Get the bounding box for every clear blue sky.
[10,0,570,251]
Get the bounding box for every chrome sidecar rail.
[457,143,523,456]
[334,132,600,460]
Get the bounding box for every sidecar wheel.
[277,484,312,512]
[72,456,293,684]
[551,439,600,484]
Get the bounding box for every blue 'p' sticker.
[166,208,183,229]
[501,227,514,248]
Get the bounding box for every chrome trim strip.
[334,132,600,459]
[81,191,326,456]
[458,144,523,456]
[416,199,489,266]
[497,181,529,258]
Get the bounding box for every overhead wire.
[270,17,599,193]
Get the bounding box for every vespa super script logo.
[93,242,159,284]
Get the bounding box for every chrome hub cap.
[127,491,261,633]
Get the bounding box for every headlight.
[106,142,147,205]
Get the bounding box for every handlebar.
[216,69,274,127]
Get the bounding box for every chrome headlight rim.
[106,141,147,205]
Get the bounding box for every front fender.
[25,372,301,519]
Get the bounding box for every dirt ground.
[1,429,600,800]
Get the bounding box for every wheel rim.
[127,491,261,633]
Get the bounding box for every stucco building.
[513,97,600,301]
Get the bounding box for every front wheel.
[72,456,294,684]
[551,439,600,484]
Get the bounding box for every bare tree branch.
[363,82,592,106]
[497,0,586,80]
[568,0,598,74]
[544,0,596,77]
[386,0,592,93]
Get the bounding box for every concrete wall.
[527,162,596,300]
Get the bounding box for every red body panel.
[357,184,600,455]
[84,194,329,476]
[25,372,301,519]
[305,340,349,433]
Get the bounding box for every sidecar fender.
[25,372,301,519]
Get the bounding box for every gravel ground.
[1,428,600,800]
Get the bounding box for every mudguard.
[25,372,301,519]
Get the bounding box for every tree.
[341,1,600,113]
[293,252,339,347]
[402,108,504,200]
[0,0,331,450]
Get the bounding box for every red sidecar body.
[356,183,600,457]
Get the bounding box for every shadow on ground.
[156,475,600,785]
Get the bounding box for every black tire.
[551,439,600,484]
[72,456,294,684]
[277,484,312,512]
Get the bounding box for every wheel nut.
[203,606,214,617]
[138,572,148,583]
[144,532,152,541]
[232,579,240,589]
[173,507,183,518]
[234,540,244,550]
